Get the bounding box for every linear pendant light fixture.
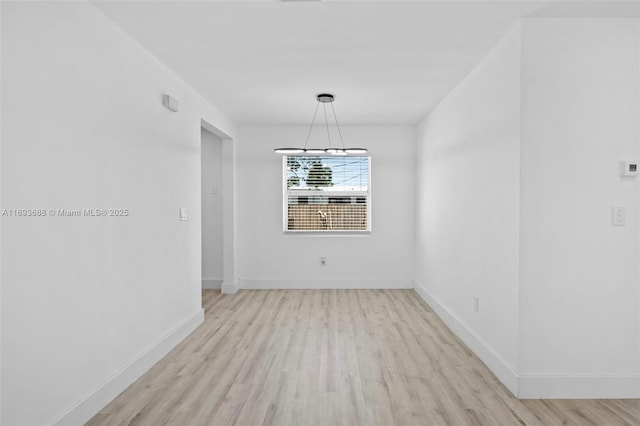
[274,94,368,155]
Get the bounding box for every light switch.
[612,206,625,226]
[211,186,217,195]
[180,208,187,221]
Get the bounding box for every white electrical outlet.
[180,208,187,221]
[320,257,327,265]
[612,206,625,226]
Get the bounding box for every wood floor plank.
[87,289,640,426]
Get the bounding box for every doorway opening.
[201,127,223,289]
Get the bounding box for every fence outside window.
[283,155,371,233]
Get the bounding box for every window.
[284,155,370,232]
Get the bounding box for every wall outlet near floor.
[612,206,625,226]
[473,296,480,313]
[320,257,327,265]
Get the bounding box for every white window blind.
[283,155,371,232]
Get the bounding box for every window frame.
[282,155,372,234]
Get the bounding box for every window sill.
[283,230,371,237]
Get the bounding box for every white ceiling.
[92,1,639,125]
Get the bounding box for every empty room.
[1,0,639,425]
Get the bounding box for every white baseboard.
[202,278,222,289]
[52,309,205,426]
[414,280,640,399]
[221,280,239,294]
[238,278,414,290]
[518,374,640,399]
[413,280,519,396]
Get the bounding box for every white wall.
[0,0,3,421]
[415,17,640,398]
[237,126,415,289]
[1,2,236,424]
[201,128,223,289]
[414,24,522,390]
[518,18,639,397]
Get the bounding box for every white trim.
[518,374,640,399]
[283,230,371,236]
[221,137,237,295]
[283,156,372,232]
[413,280,519,396]
[239,278,413,290]
[52,309,204,426]
[221,281,239,294]
[202,278,222,289]
[414,280,640,399]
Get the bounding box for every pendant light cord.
[323,102,332,148]
[303,101,320,149]
[277,94,359,155]
[330,102,346,149]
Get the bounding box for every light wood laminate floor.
[88,289,640,425]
